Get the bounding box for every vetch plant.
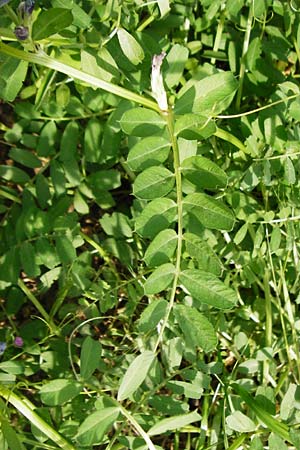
[1,1,300,449]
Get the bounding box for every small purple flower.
[14,336,23,347]
[18,0,34,17]
[0,0,11,7]
[14,25,29,40]
[0,342,7,355]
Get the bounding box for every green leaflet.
[133,166,175,199]
[135,198,177,238]
[174,304,217,352]
[76,407,120,446]
[183,192,235,230]
[144,229,178,267]
[120,107,166,136]
[179,269,238,309]
[144,263,176,295]
[117,351,156,401]
[148,410,201,436]
[175,71,238,116]
[32,9,73,40]
[117,28,144,65]
[181,155,227,190]
[127,136,171,171]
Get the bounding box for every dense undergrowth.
[1,0,300,449]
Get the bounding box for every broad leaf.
[135,198,177,238]
[0,247,20,283]
[175,114,216,140]
[1,418,26,450]
[174,304,217,352]
[39,379,82,406]
[0,58,28,102]
[232,384,290,442]
[157,0,170,17]
[184,232,222,276]
[179,269,238,309]
[55,235,76,264]
[175,71,238,115]
[127,136,171,171]
[133,166,174,199]
[144,263,175,295]
[0,165,30,184]
[181,155,227,190]
[76,407,120,446]
[138,299,168,333]
[226,411,256,432]
[144,229,178,267]
[9,148,42,169]
[80,336,102,381]
[165,44,189,89]
[148,410,201,436]
[183,192,234,230]
[20,242,40,278]
[117,351,155,401]
[32,8,73,40]
[117,28,144,65]
[120,107,166,136]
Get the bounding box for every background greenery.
[1,0,300,449]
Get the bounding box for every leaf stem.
[154,109,183,352]
[235,4,253,110]
[0,42,160,112]
[119,406,156,450]
[17,279,58,334]
[0,386,76,450]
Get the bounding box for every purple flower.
[18,0,34,18]
[0,0,11,7]
[14,336,23,347]
[14,25,29,40]
[0,342,6,355]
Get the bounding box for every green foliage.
[0,0,300,449]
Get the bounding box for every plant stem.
[0,42,160,112]
[235,5,253,110]
[0,386,76,450]
[154,109,183,352]
[211,6,226,65]
[119,406,156,450]
[17,279,58,334]
[3,4,19,25]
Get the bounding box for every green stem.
[3,5,19,25]
[211,7,226,65]
[17,279,59,334]
[0,188,21,204]
[0,386,76,450]
[154,109,183,352]
[214,128,247,152]
[263,270,272,383]
[235,5,253,110]
[119,406,156,450]
[0,42,160,112]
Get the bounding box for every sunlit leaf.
[148,411,201,436]
[133,166,174,199]
[117,28,144,65]
[118,351,155,401]
[144,229,178,267]
[174,304,217,352]
[76,407,120,446]
[144,263,175,295]
[32,8,73,40]
[127,136,171,171]
[183,192,235,230]
[179,269,238,309]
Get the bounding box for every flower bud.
[14,25,29,40]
